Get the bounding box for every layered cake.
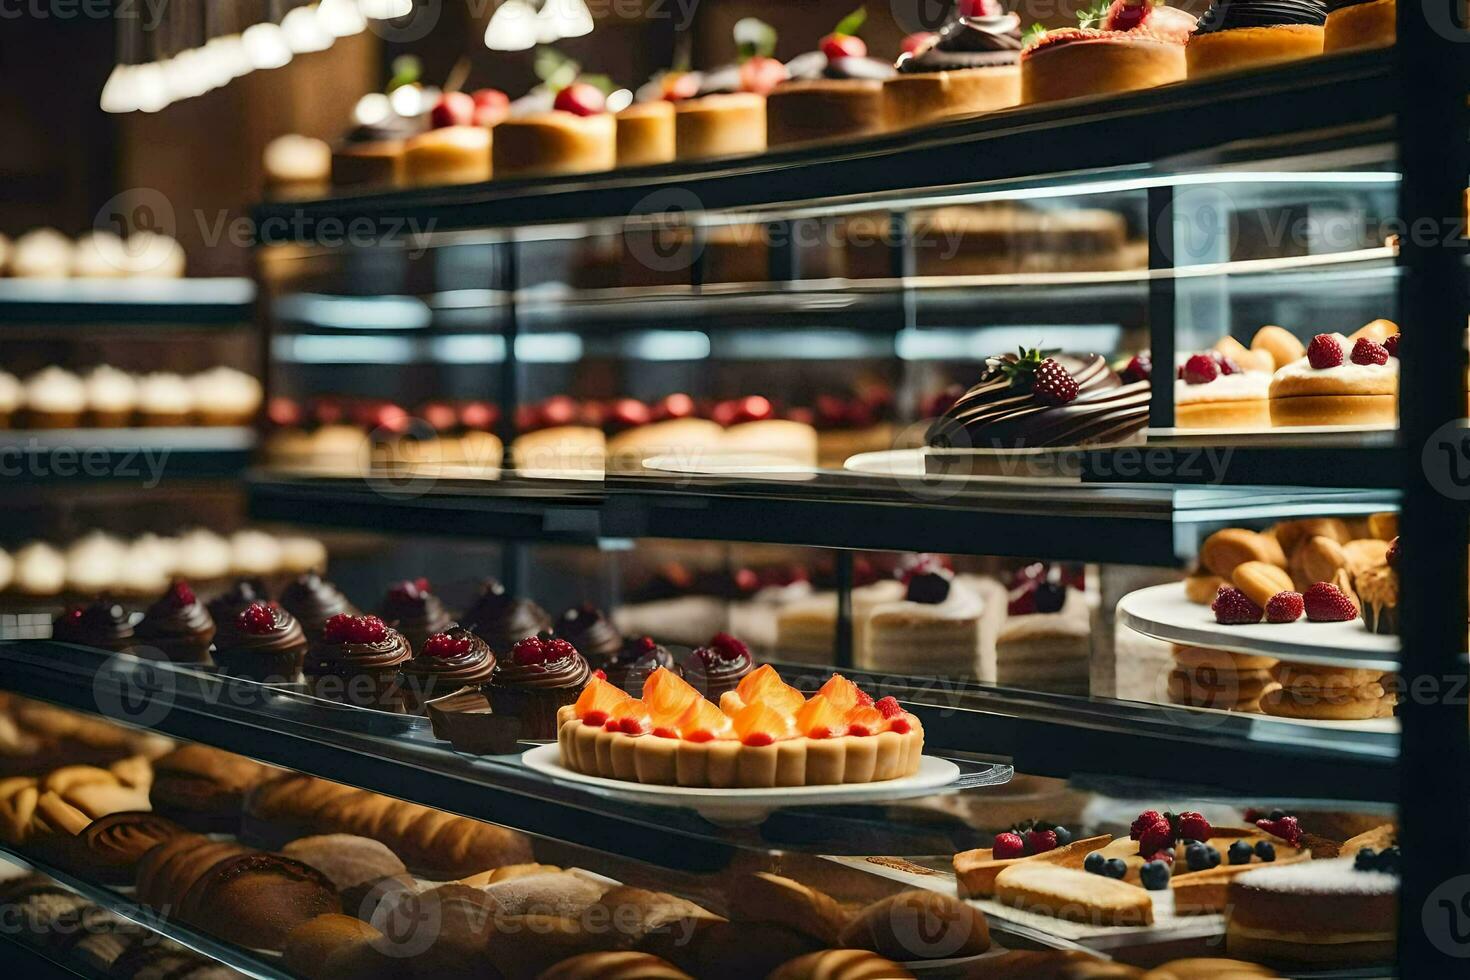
[885,2,1022,130]
[557,667,923,787]
[864,563,986,678]
[995,565,1092,694]
[1188,0,1327,79]
[494,82,616,179]
[1175,351,1271,429]
[1226,856,1397,966]
[1323,0,1394,51]
[765,9,894,147]
[775,579,905,664]
[1268,330,1398,426]
[1021,0,1196,105]
[928,349,1151,450]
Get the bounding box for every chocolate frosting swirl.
[492,647,591,690]
[214,604,308,660]
[898,15,1024,73]
[927,353,1150,449]
[52,602,135,652]
[280,573,359,641]
[553,603,623,665]
[306,625,413,674]
[682,634,754,698]
[462,580,552,653]
[603,636,680,693]
[135,584,216,652]
[398,627,496,685]
[378,581,453,651]
[207,580,268,624]
[1195,0,1326,34]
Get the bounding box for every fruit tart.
[1188,0,1327,80]
[556,667,924,788]
[885,0,1023,130]
[1020,0,1196,105]
[1268,329,1398,426]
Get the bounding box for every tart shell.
[1186,25,1325,80]
[882,66,1020,131]
[1021,37,1184,105]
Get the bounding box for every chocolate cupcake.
[683,632,755,700]
[213,602,308,683]
[304,614,413,712]
[462,579,551,652]
[378,578,452,652]
[52,601,136,653]
[207,579,268,624]
[603,635,680,694]
[552,603,622,667]
[487,635,591,740]
[279,572,359,643]
[395,627,497,714]
[133,580,216,664]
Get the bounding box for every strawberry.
[874,696,905,718]
[421,633,472,658]
[1180,354,1219,385]
[1265,591,1304,623]
[901,31,935,56]
[1256,815,1302,846]
[1176,811,1212,843]
[544,637,578,661]
[1307,333,1344,369]
[1103,0,1150,32]
[992,832,1026,860]
[164,580,196,609]
[820,33,866,60]
[1130,810,1165,840]
[1384,334,1399,358]
[1033,357,1080,405]
[1303,582,1358,622]
[1386,536,1399,568]
[1212,585,1263,625]
[1209,351,1240,376]
[960,0,1004,15]
[1350,338,1389,366]
[592,668,607,681]
[237,602,277,635]
[1131,811,1175,856]
[323,614,388,645]
[553,82,606,117]
[1025,828,1059,854]
[739,56,788,95]
[1121,354,1152,384]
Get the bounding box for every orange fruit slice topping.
[845,704,885,737]
[606,697,652,736]
[794,693,846,739]
[816,673,874,712]
[643,667,701,725]
[673,697,733,742]
[574,677,631,727]
[734,664,805,717]
[732,702,790,746]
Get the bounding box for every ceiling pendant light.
[359,0,413,19]
[283,5,333,52]
[484,0,538,51]
[100,64,139,113]
[536,0,592,43]
[243,21,293,69]
[318,0,367,36]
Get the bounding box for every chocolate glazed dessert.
[207,579,269,625]
[603,635,681,693]
[1188,0,1327,78]
[212,602,309,683]
[134,580,216,664]
[51,600,136,653]
[377,577,452,652]
[884,6,1023,129]
[681,632,755,699]
[928,349,1150,450]
[279,572,359,643]
[304,613,413,712]
[552,603,623,668]
[395,627,496,714]
[462,579,552,653]
[488,635,591,740]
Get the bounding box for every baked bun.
[685,919,824,980]
[373,883,496,975]
[588,885,724,961]
[63,810,187,884]
[136,835,251,911]
[282,913,386,979]
[178,852,341,951]
[767,949,916,980]
[485,914,601,979]
[837,889,990,961]
[149,744,276,832]
[1143,959,1278,978]
[1200,528,1286,577]
[537,951,693,980]
[281,834,408,891]
[985,949,1142,978]
[479,868,609,919]
[727,872,849,945]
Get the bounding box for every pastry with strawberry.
[670,18,779,161]
[716,395,819,467]
[1188,0,1326,79]
[556,666,925,787]
[1175,349,1271,429]
[510,395,606,478]
[1267,327,1398,426]
[403,90,493,187]
[927,348,1150,450]
[493,50,617,179]
[1020,0,1197,105]
[1324,0,1394,52]
[765,7,896,147]
[884,0,1023,130]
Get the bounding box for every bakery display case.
[3,0,1467,975]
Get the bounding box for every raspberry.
[628,636,657,655]
[709,632,750,661]
[1384,334,1399,358]
[1265,591,1304,623]
[1386,536,1399,569]
[992,832,1026,860]
[1303,582,1358,622]
[592,668,607,681]
[1033,357,1080,405]
[511,636,548,666]
[1177,811,1212,843]
[165,580,196,608]
[1025,829,1059,854]
[421,633,472,658]
[237,602,277,635]
[543,637,578,661]
[1209,351,1240,376]
[1212,586,1263,625]
[1256,815,1302,846]
[1121,354,1151,384]
[1350,338,1388,366]
[874,696,905,719]
[1180,354,1218,385]
[322,614,387,644]
[1131,810,1174,855]
[1307,334,1344,369]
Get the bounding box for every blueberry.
[1255,841,1276,862]
[1084,851,1106,875]
[1268,809,1286,821]
[1206,846,1221,868]
[1140,860,1171,890]
[1104,858,1128,880]
[1353,847,1379,871]
[1375,846,1401,874]
[1228,841,1254,865]
[1185,842,1212,872]
[1053,826,1074,846]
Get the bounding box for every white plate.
[521,744,966,824]
[1117,582,1399,671]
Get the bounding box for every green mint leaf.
[833,5,868,37]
